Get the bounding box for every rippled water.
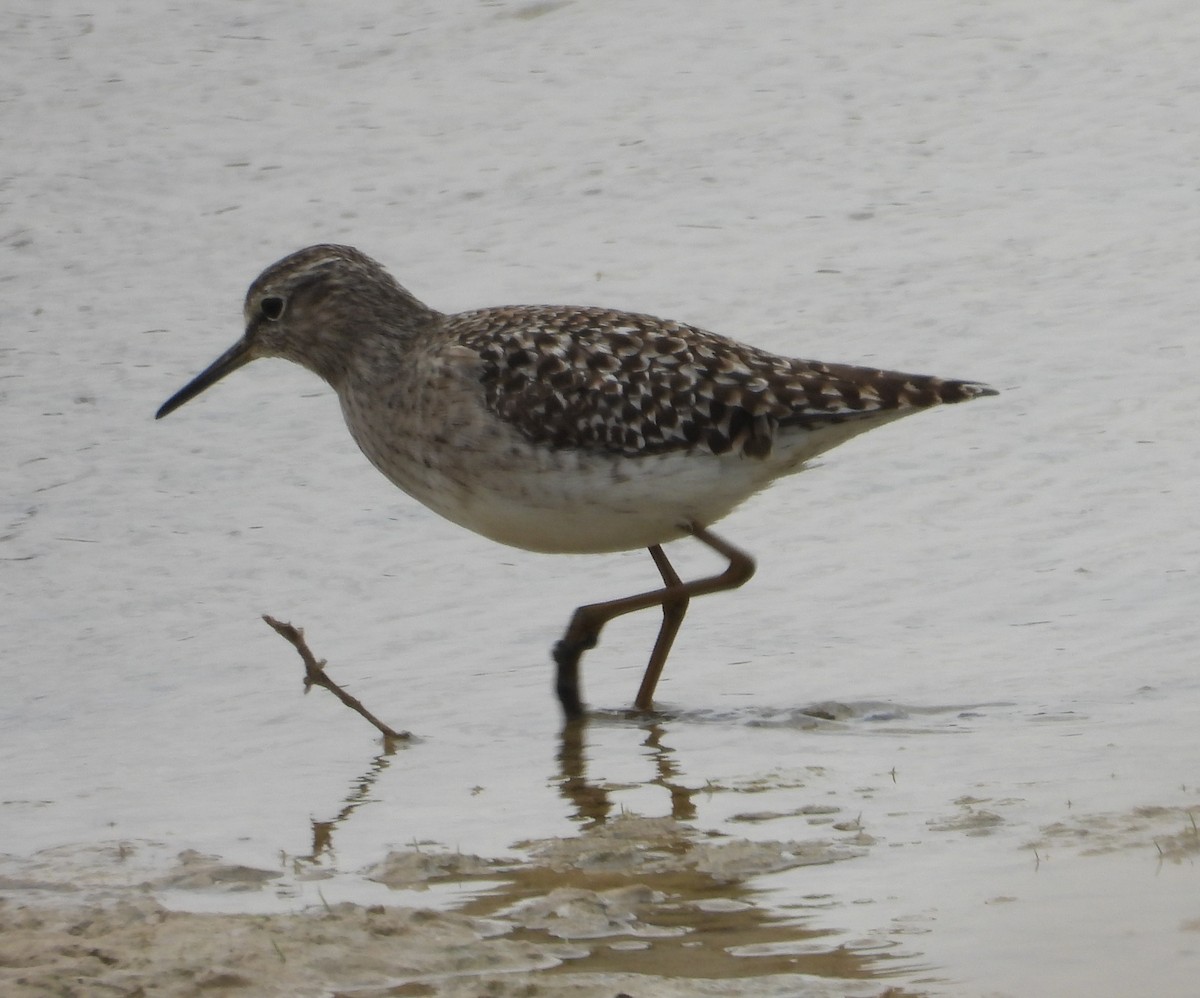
[6,1,1200,994]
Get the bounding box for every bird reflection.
[556,715,700,828]
[290,717,700,866]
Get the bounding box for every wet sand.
[3,812,905,998]
[5,771,1197,996]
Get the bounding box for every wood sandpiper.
[157,244,997,719]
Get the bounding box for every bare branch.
[262,615,410,742]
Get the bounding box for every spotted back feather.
[450,306,994,459]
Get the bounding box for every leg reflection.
[555,717,700,827]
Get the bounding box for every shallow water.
[6,0,1200,994]
[5,677,1198,994]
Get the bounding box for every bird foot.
[552,632,598,721]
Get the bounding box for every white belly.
[430,446,776,553]
[350,409,774,552]
[338,369,913,555]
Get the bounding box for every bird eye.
[260,296,285,321]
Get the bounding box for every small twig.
[262,615,410,741]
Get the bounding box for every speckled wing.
[451,306,993,459]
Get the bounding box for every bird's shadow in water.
[556,713,701,829]
[289,696,1009,867]
[292,711,702,866]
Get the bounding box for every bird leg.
[552,524,756,719]
[635,544,690,711]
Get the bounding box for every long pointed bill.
[156,336,255,419]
